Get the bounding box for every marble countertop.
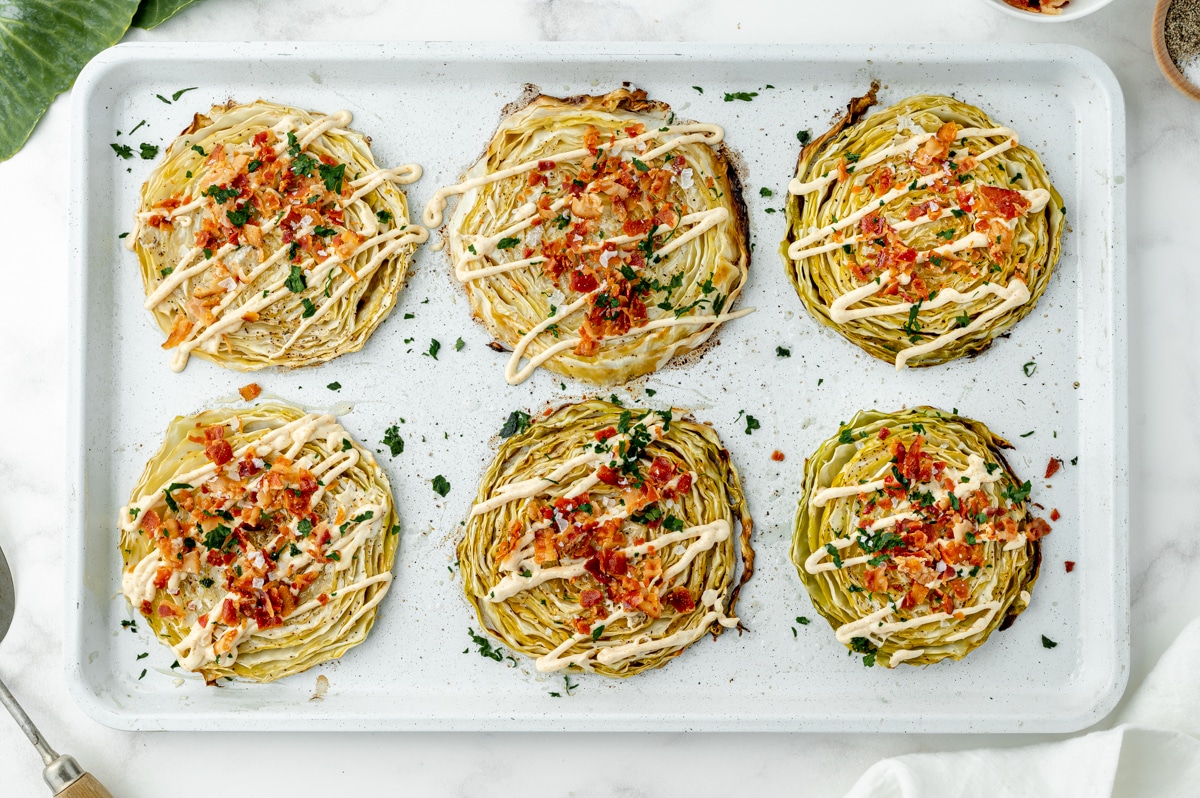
[0,0,1189,794]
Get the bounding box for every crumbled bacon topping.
[133,419,348,647]
[503,421,700,626]
[507,124,720,356]
[834,431,1047,616]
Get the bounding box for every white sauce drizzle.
[426,121,751,385]
[472,420,737,670]
[120,412,393,673]
[788,122,1050,368]
[132,109,428,371]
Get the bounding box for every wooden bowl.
[1153,0,1200,102]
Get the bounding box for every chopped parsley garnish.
[318,162,346,194]
[247,159,261,173]
[796,129,812,144]
[162,482,192,514]
[901,299,923,340]
[1041,635,1058,649]
[1002,480,1033,504]
[724,91,758,102]
[692,86,704,94]
[1023,361,1037,378]
[171,87,198,102]
[382,425,404,457]
[191,144,206,156]
[663,516,685,532]
[499,410,531,438]
[202,524,232,552]
[432,475,451,497]
[466,628,505,661]
[199,577,214,588]
[631,506,663,524]
[312,225,336,237]
[226,203,252,227]
[285,265,307,293]
[744,414,760,434]
[202,184,239,203]
[776,346,790,357]
[138,143,159,160]
[327,381,341,391]
[631,157,649,172]
[455,337,465,352]
[110,143,134,159]
[760,186,773,197]
[956,311,971,328]
[591,625,605,641]
[376,209,393,224]
[496,236,520,250]
[425,339,441,359]
[341,439,352,452]
[301,298,316,318]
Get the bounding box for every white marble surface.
[0,0,1190,794]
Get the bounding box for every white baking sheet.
[66,42,1127,732]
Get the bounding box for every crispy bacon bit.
[580,588,604,608]
[569,269,599,294]
[162,315,194,350]
[594,426,617,443]
[1050,508,1061,522]
[203,426,234,466]
[1026,517,1052,541]
[316,593,329,606]
[976,185,1031,221]
[238,382,262,401]
[534,527,558,564]
[140,509,162,535]
[1065,560,1075,573]
[662,587,695,613]
[770,450,785,462]
[863,566,889,593]
[878,427,891,440]
[595,464,620,486]
[153,566,173,590]
[1044,457,1062,479]
[647,457,676,484]
[537,160,556,171]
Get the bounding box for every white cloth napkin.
[845,618,1200,798]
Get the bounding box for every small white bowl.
[976,0,1117,22]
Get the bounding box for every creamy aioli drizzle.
[809,443,1022,665]
[788,122,1049,368]
[427,120,752,385]
[131,109,428,371]
[120,412,393,673]
[472,419,737,670]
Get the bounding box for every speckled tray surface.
[66,41,1127,732]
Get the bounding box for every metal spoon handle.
[0,673,57,763]
[0,674,113,796]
